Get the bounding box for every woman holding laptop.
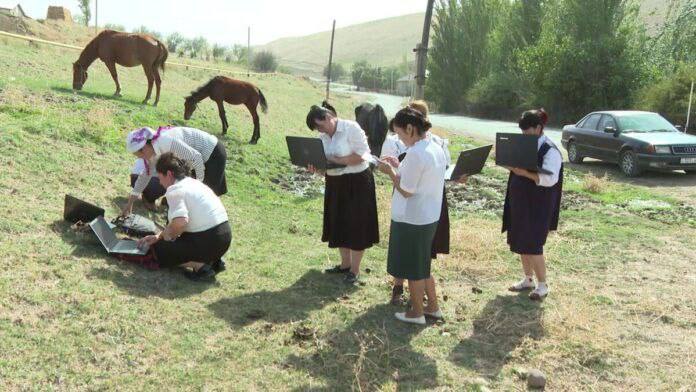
[503,109,563,300]
[305,105,379,285]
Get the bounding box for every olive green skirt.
[387,220,438,280]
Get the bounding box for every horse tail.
[156,41,169,72]
[257,88,268,114]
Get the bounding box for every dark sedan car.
[561,111,696,176]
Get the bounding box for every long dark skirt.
[431,188,450,258]
[130,174,166,203]
[202,140,228,196]
[322,169,379,251]
[153,221,232,268]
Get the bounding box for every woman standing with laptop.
[503,109,563,300]
[305,105,379,285]
[376,107,447,324]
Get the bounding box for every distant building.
[396,74,415,97]
[0,3,28,18]
[46,6,73,23]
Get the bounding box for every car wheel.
[567,141,584,164]
[620,150,642,177]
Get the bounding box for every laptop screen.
[89,216,118,251]
[64,195,105,223]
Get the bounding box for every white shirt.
[537,135,562,188]
[319,119,372,176]
[391,139,447,225]
[132,159,146,175]
[427,132,452,166]
[131,127,218,197]
[166,177,229,233]
[380,133,407,158]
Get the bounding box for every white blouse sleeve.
[348,122,372,160]
[398,152,424,194]
[537,146,562,187]
[169,138,206,181]
[166,188,189,221]
[380,135,399,158]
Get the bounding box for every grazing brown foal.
[72,30,169,106]
[184,76,268,144]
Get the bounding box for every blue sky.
[13,0,427,45]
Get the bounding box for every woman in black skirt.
[137,153,232,281]
[305,105,379,284]
[503,109,563,300]
[377,107,447,325]
[122,126,228,216]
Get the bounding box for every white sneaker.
[424,309,443,320]
[529,283,549,300]
[508,277,535,292]
[395,312,426,325]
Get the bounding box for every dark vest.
[502,142,564,235]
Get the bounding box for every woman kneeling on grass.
[503,109,563,300]
[376,107,447,325]
[137,153,232,281]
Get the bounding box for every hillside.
[257,13,424,77]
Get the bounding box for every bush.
[466,72,526,119]
[637,63,696,133]
[252,51,278,73]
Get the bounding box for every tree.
[133,26,162,40]
[212,44,227,60]
[252,51,278,72]
[103,23,125,32]
[189,36,209,59]
[166,32,185,53]
[76,0,91,26]
[323,63,346,81]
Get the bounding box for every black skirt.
[322,169,379,251]
[431,188,450,258]
[130,174,166,203]
[153,221,232,268]
[202,140,228,196]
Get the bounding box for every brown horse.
[72,30,168,106]
[184,76,268,144]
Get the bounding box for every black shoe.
[325,265,350,274]
[212,259,226,274]
[184,265,216,282]
[344,272,359,284]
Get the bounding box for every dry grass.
[582,172,610,194]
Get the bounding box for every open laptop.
[495,133,552,174]
[445,145,493,181]
[286,136,346,170]
[64,195,105,223]
[89,216,148,255]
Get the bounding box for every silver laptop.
[89,216,148,255]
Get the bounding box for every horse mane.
[186,77,219,101]
[76,32,107,67]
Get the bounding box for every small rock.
[471,287,483,294]
[443,295,449,302]
[527,369,546,389]
[365,268,372,274]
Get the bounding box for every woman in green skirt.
[377,107,448,325]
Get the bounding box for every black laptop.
[64,195,105,223]
[286,136,346,170]
[495,133,552,174]
[445,145,493,181]
[89,216,148,255]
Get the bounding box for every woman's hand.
[307,164,325,176]
[120,195,137,217]
[455,174,469,185]
[137,234,159,249]
[509,167,531,177]
[377,161,396,177]
[381,156,400,168]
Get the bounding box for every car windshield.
[616,113,678,133]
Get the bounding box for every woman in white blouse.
[305,105,379,285]
[377,107,447,325]
[122,126,227,216]
[137,153,231,281]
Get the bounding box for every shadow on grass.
[448,293,544,378]
[208,269,356,328]
[285,303,438,391]
[51,219,214,299]
[50,86,145,106]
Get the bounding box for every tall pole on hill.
[94,0,98,33]
[247,26,251,77]
[413,0,435,100]
[687,80,694,133]
[326,20,336,102]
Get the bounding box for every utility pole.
[325,20,336,102]
[247,26,251,77]
[94,0,98,33]
[413,0,435,100]
[687,80,694,133]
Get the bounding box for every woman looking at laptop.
[376,107,447,324]
[137,153,231,281]
[305,105,379,285]
[503,109,563,300]
[122,126,228,217]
